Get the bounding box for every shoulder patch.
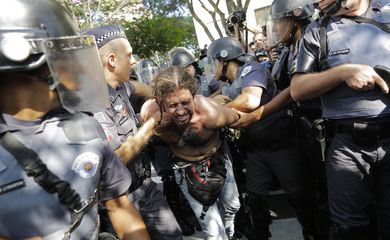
[72,152,100,178]
[240,66,252,77]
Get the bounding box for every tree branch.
[200,0,223,37]
[187,0,215,41]
[206,0,230,37]
[243,0,250,13]
[108,0,132,21]
[226,0,236,13]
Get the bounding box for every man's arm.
[198,96,240,129]
[114,117,157,165]
[113,99,162,164]
[291,64,389,101]
[225,86,263,113]
[105,194,150,240]
[231,87,293,128]
[131,81,153,98]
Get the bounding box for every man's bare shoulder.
[194,94,219,117]
[140,99,159,121]
[194,94,218,108]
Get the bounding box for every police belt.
[330,119,390,140]
[64,189,98,240]
[48,190,98,240]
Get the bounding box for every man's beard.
[174,112,192,128]
[181,126,204,147]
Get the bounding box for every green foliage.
[124,15,198,60]
[59,0,198,61]
[58,0,142,28]
[142,0,188,16]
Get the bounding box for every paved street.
[183,218,301,240]
[181,190,302,240]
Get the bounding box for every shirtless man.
[141,67,241,240]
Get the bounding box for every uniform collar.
[0,107,71,135]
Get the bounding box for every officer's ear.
[107,53,116,68]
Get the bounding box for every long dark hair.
[152,66,197,106]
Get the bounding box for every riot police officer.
[206,36,318,240]
[0,0,149,239]
[170,51,224,97]
[291,0,390,239]
[268,1,329,238]
[82,25,182,240]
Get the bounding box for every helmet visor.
[140,66,159,85]
[204,56,218,84]
[266,15,294,47]
[43,35,109,113]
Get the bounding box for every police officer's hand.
[343,64,389,94]
[230,106,264,129]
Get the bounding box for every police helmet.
[0,0,109,113]
[207,37,246,62]
[270,0,316,20]
[168,47,193,59]
[170,52,196,68]
[267,0,316,47]
[139,59,160,84]
[0,0,78,72]
[140,59,158,69]
[204,37,246,84]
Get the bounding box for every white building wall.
[192,0,273,49]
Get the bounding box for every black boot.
[234,203,256,240]
[286,188,320,239]
[246,192,272,240]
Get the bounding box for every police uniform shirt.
[208,77,224,93]
[271,46,294,89]
[93,82,145,186]
[222,61,277,105]
[94,82,138,150]
[293,0,390,119]
[0,111,131,239]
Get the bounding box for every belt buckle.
[73,189,97,214]
[63,232,71,240]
